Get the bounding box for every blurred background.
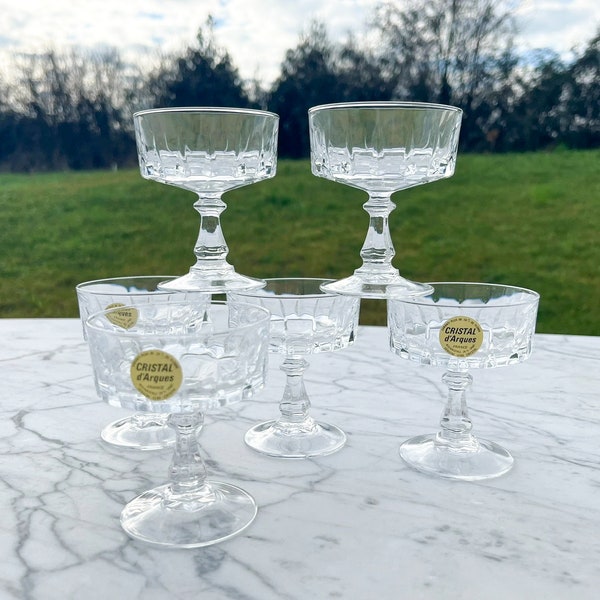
[0,0,598,168]
[0,0,598,333]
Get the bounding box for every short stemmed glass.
[229,278,360,458]
[388,283,539,480]
[133,107,279,292]
[309,102,462,298]
[76,276,209,450]
[86,300,270,547]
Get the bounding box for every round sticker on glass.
[105,303,138,329]
[439,316,484,358]
[130,349,183,401]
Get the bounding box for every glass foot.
[158,270,265,293]
[101,414,175,450]
[399,433,514,481]
[245,420,346,458]
[120,481,257,548]
[320,273,433,299]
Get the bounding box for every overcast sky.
[0,0,598,85]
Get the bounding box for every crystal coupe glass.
[76,276,209,450]
[388,283,539,480]
[309,102,462,298]
[86,300,270,547]
[229,278,360,458]
[133,107,279,292]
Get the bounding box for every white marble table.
[1,319,599,599]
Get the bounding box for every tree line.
[0,0,598,172]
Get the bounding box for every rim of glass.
[85,300,270,338]
[76,276,178,295]
[133,106,279,119]
[389,282,540,308]
[230,277,337,299]
[309,101,462,115]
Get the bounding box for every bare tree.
[8,48,134,170]
[372,0,519,147]
[566,29,600,147]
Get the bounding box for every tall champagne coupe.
[134,107,279,292]
[309,102,462,298]
[229,279,360,458]
[388,283,540,480]
[86,300,270,547]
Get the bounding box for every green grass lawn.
[1,149,598,334]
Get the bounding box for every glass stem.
[167,412,208,495]
[276,357,314,428]
[355,193,398,276]
[438,370,478,449]
[191,194,233,273]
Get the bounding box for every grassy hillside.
[0,149,598,334]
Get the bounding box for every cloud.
[0,0,376,84]
[0,0,598,86]
[516,0,600,56]
[207,0,375,84]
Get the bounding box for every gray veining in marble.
[1,319,599,599]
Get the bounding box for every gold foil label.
[130,350,183,401]
[105,303,138,329]
[439,316,483,357]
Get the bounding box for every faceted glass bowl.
[86,300,271,547]
[76,275,209,449]
[309,101,462,299]
[229,278,360,458]
[388,282,539,480]
[133,107,278,293]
